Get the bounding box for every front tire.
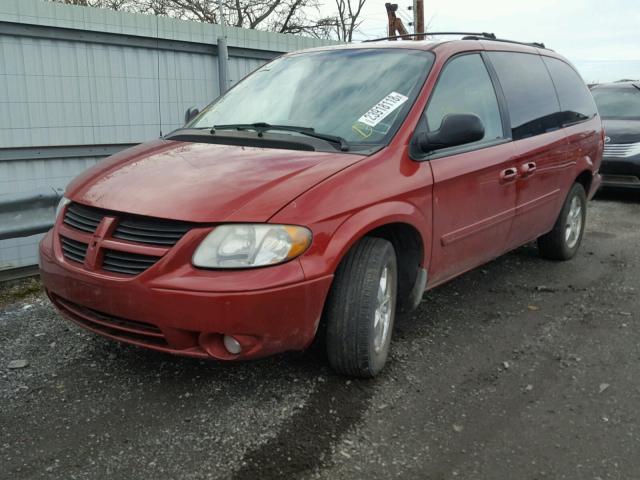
[325,237,397,378]
[538,183,587,260]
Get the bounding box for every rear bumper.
[39,230,333,360]
[600,156,640,189]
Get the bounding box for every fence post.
[218,37,230,95]
[217,0,229,95]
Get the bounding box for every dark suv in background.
[591,81,640,189]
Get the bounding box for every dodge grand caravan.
[40,34,603,377]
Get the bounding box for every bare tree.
[48,0,368,41]
[167,0,328,34]
[311,0,368,41]
[334,0,366,41]
[139,0,173,16]
[53,0,93,5]
[51,0,149,10]
[49,0,330,35]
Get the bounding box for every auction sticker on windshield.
[358,92,409,127]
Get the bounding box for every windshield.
[592,87,640,120]
[190,48,435,150]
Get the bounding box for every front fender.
[298,201,431,280]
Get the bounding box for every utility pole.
[217,0,230,95]
[413,0,425,40]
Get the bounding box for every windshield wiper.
[211,122,350,152]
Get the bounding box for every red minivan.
[39,35,603,377]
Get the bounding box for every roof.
[296,37,548,54]
[287,38,575,79]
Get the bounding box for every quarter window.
[426,54,504,146]
[542,56,597,125]
[488,52,561,140]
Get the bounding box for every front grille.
[102,249,162,276]
[60,236,88,264]
[60,202,194,276]
[63,202,191,247]
[603,142,640,158]
[64,203,103,233]
[113,217,192,246]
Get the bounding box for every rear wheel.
[325,237,397,378]
[538,183,587,260]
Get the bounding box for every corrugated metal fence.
[0,0,335,273]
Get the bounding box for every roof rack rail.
[363,31,547,49]
[462,35,546,49]
[363,32,496,43]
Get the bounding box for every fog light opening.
[223,335,242,355]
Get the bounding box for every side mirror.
[417,113,485,153]
[184,107,200,125]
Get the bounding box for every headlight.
[192,224,312,269]
[55,196,70,219]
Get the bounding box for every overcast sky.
[332,0,639,83]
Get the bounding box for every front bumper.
[39,229,333,360]
[600,155,640,189]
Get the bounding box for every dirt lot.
[1,191,639,480]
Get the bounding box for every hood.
[66,140,366,222]
[603,119,640,144]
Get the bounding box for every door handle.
[520,161,537,177]
[500,167,518,183]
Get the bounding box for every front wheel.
[538,183,587,260]
[324,237,398,378]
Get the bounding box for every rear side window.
[426,54,504,145]
[543,56,597,125]
[488,52,561,140]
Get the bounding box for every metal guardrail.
[0,144,136,163]
[0,188,64,240]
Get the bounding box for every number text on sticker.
[358,92,409,128]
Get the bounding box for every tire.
[325,237,398,378]
[538,183,587,261]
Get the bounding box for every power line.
[398,11,412,25]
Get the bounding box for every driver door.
[424,53,518,285]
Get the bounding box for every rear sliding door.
[487,52,568,248]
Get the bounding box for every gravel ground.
[1,191,639,480]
